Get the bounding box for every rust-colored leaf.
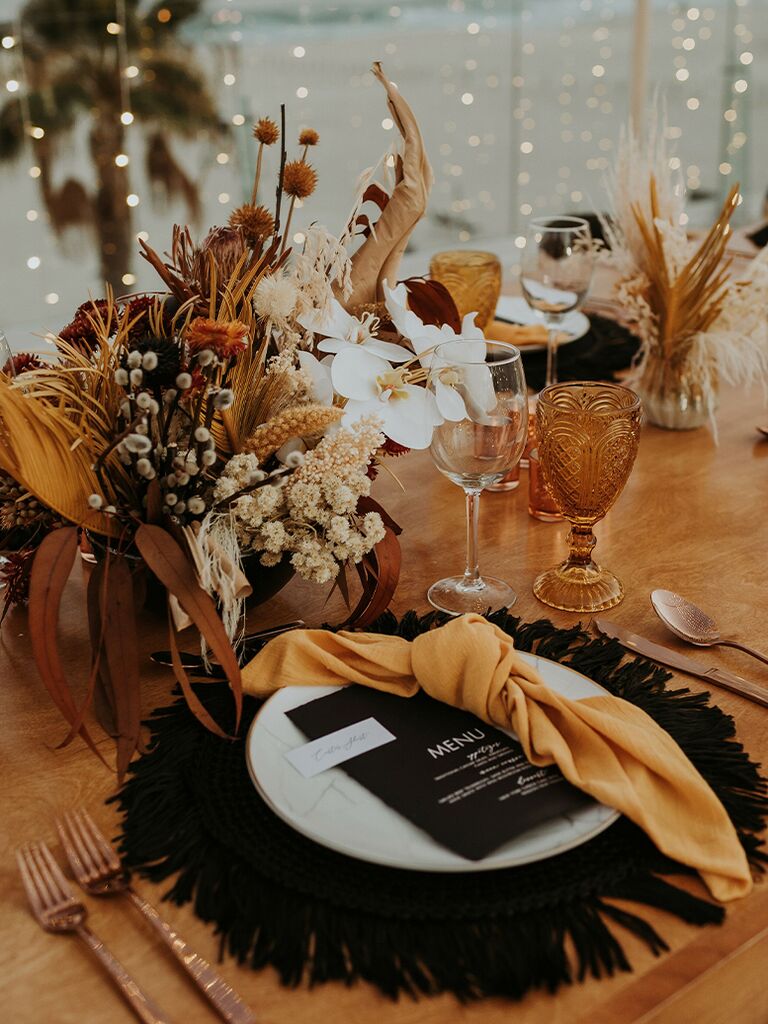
[354,213,373,239]
[86,561,117,737]
[134,523,242,732]
[346,560,377,627]
[145,478,163,525]
[402,277,462,333]
[28,527,106,761]
[167,608,230,740]
[99,555,141,781]
[347,526,401,628]
[362,183,390,211]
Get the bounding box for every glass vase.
[636,351,714,431]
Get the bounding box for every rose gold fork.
[57,809,256,1024]
[16,841,172,1024]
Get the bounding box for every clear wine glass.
[427,339,527,614]
[0,330,12,376]
[520,216,594,389]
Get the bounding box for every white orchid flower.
[332,347,441,450]
[382,281,486,365]
[298,298,411,362]
[383,281,495,420]
[297,350,334,404]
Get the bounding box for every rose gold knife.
[593,619,768,708]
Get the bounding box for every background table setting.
[1,61,768,1024]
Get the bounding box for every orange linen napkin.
[242,613,751,902]
[484,318,549,347]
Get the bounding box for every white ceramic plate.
[493,296,590,352]
[246,652,619,873]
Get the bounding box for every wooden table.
[3,384,767,1024]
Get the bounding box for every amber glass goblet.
[533,382,641,612]
[429,250,502,330]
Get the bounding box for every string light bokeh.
[0,0,764,341]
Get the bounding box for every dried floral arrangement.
[0,64,477,774]
[602,116,768,429]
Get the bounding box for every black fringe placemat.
[113,611,767,1003]
[521,313,640,392]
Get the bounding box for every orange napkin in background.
[484,319,549,346]
[242,613,752,902]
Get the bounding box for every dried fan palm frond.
[0,386,118,535]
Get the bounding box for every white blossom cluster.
[214,418,385,584]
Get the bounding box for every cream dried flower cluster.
[213,418,385,585]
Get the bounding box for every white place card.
[284,717,396,779]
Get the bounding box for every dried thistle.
[299,128,319,147]
[244,404,342,462]
[282,160,317,200]
[229,203,276,248]
[250,117,280,206]
[253,118,279,145]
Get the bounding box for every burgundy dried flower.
[0,547,36,621]
[125,295,172,342]
[58,299,117,353]
[2,352,43,376]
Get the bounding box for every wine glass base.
[533,562,624,613]
[428,576,517,616]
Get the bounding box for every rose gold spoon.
[651,589,768,668]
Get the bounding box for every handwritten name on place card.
[284,717,397,779]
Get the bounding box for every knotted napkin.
[242,613,751,901]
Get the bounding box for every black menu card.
[286,685,591,862]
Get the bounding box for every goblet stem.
[463,487,482,588]
[565,523,597,568]
[545,327,558,388]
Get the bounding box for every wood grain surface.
[2,383,767,1024]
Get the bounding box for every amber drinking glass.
[533,382,641,612]
[429,250,502,330]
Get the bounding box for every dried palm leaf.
[0,385,118,534]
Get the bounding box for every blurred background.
[0,0,764,345]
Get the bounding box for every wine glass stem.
[463,488,482,588]
[545,327,558,388]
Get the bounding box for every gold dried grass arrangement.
[631,180,740,363]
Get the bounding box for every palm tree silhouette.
[0,0,223,292]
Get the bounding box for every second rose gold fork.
[57,809,256,1024]
[17,841,172,1024]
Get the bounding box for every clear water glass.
[520,216,593,388]
[427,340,527,615]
